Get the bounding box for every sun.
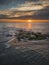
[28,20,32,22]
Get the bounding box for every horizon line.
[0,19,49,22]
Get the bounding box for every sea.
[0,22,49,33]
[0,22,49,65]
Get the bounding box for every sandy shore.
[0,36,49,65]
[4,37,49,61]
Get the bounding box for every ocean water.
[0,22,49,33]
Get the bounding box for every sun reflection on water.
[27,22,32,30]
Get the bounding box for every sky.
[0,0,49,20]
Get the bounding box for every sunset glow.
[28,20,32,22]
[0,19,49,22]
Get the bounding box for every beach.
[0,22,49,65]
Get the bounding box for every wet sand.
[0,35,49,65]
[0,42,49,65]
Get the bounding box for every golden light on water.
[27,22,32,30]
[27,20,32,29]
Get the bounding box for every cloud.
[0,0,17,5]
[34,6,49,19]
[0,14,9,19]
[0,0,49,5]
[0,0,49,19]
[0,6,49,19]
